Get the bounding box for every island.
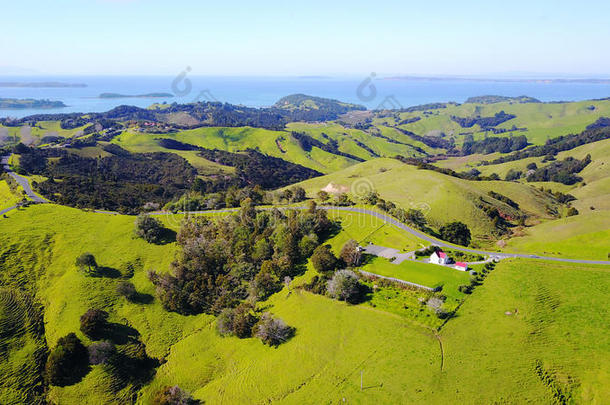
[98,92,174,99]
[0,98,66,109]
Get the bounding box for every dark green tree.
[75,253,97,275]
[80,309,110,340]
[45,333,89,386]
[311,244,338,274]
[135,214,164,244]
[439,221,471,246]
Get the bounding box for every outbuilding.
[454,262,468,271]
[430,251,449,265]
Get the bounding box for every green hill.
[289,158,560,244]
[0,204,608,403]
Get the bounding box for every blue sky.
[1,0,609,76]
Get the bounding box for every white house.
[430,251,449,265]
[454,262,468,271]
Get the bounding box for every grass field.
[436,259,610,404]
[0,179,21,211]
[503,211,610,260]
[326,210,427,252]
[0,204,608,403]
[361,256,471,293]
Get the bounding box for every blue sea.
[1,75,610,118]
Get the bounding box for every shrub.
[216,308,235,336]
[340,240,362,267]
[75,253,97,275]
[334,193,353,206]
[566,207,579,216]
[317,190,329,201]
[505,169,522,181]
[311,245,339,274]
[152,385,198,405]
[405,208,427,229]
[88,341,116,365]
[116,281,137,301]
[458,284,473,294]
[253,313,295,346]
[216,303,258,338]
[303,274,328,295]
[290,186,307,203]
[135,214,164,243]
[232,303,259,338]
[80,309,110,340]
[327,269,361,303]
[45,333,89,386]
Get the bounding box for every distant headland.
[0,98,67,109]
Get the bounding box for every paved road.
[1,155,48,214]
[2,160,607,266]
[149,206,610,265]
[319,206,610,265]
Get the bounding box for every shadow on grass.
[359,254,375,266]
[130,292,154,305]
[349,283,373,305]
[155,228,177,245]
[93,266,122,278]
[106,341,160,392]
[104,322,140,345]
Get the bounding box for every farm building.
[430,251,449,265]
[454,262,468,271]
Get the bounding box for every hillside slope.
[289,158,560,243]
[0,205,608,403]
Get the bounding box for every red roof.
[455,262,468,268]
[438,252,447,259]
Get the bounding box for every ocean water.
[1,75,610,118]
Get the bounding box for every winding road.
[2,153,608,265]
[148,206,610,265]
[1,155,48,214]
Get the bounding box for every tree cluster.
[148,203,334,315]
[526,155,591,185]
[195,148,322,192]
[483,125,610,165]
[462,135,528,155]
[16,145,197,213]
[439,221,471,246]
[451,111,516,129]
[291,131,364,162]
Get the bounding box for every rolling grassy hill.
[289,158,560,244]
[0,204,608,403]
[389,98,610,145]
[112,127,358,174]
[502,211,610,260]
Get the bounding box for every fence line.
[358,270,437,291]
